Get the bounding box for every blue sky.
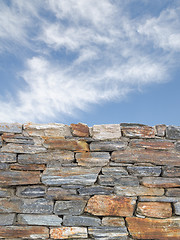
[0,0,180,126]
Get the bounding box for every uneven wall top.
[0,122,180,239]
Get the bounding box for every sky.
[0,0,180,126]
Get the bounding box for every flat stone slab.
[0,153,16,163]
[102,167,128,176]
[141,177,180,188]
[76,152,110,167]
[162,166,180,177]
[120,123,155,138]
[92,124,121,140]
[70,123,89,137]
[54,200,87,215]
[0,188,14,198]
[0,123,22,133]
[102,217,125,227]
[174,202,180,215]
[166,125,180,139]
[50,227,88,239]
[0,214,15,226]
[99,175,139,186]
[78,186,113,195]
[90,141,127,151]
[166,188,180,197]
[130,139,174,150]
[63,215,101,227]
[16,185,46,198]
[88,226,128,239]
[1,144,47,154]
[115,186,164,196]
[127,166,161,176]
[21,198,53,214]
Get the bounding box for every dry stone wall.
[0,122,180,239]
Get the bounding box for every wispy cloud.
[0,0,179,122]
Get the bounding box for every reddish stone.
[126,217,180,239]
[137,202,172,218]
[10,164,45,171]
[120,123,155,138]
[70,123,89,137]
[50,227,87,239]
[130,139,174,150]
[85,195,136,216]
[102,217,125,226]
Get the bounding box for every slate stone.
[17,214,62,226]
[127,166,161,176]
[102,167,128,176]
[70,123,89,137]
[0,163,9,170]
[0,188,14,198]
[174,202,180,215]
[0,123,22,133]
[98,175,139,186]
[102,217,125,227]
[166,125,180,139]
[2,134,34,145]
[92,124,121,140]
[50,227,88,239]
[115,186,164,196]
[130,139,174,150]
[76,152,110,167]
[139,196,180,202]
[141,177,180,188]
[1,144,47,154]
[120,123,155,138]
[176,142,180,151]
[90,141,127,151]
[54,200,87,215]
[78,186,113,195]
[0,198,22,213]
[10,163,45,171]
[0,153,16,163]
[42,167,101,186]
[0,140,2,148]
[0,214,15,225]
[21,198,53,214]
[16,185,46,198]
[88,226,128,239]
[162,166,180,177]
[155,124,166,137]
[63,215,101,227]
[166,188,180,197]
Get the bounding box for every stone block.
[0,188,14,198]
[17,214,62,226]
[10,163,45,171]
[76,152,110,167]
[21,198,53,214]
[155,124,166,137]
[70,123,89,137]
[139,196,180,202]
[126,217,180,239]
[127,166,161,176]
[0,123,22,134]
[0,214,15,226]
[78,186,113,195]
[141,177,180,188]
[46,187,76,200]
[1,144,47,154]
[137,202,172,218]
[92,124,121,140]
[130,139,174,150]
[0,163,9,170]
[0,153,16,163]
[176,141,180,151]
[120,123,155,138]
[0,198,22,213]
[2,134,34,145]
[163,166,180,177]
[88,226,128,239]
[54,200,86,215]
[42,167,100,186]
[102,217,125,227]
[63,215,101,227]
[174,202,180,215]
[102,167,128,176]
[166,125,180,139]
[90,141,127,151]
[85,195,136,216]
[98,175,139,186]
[0,171,40,186]
[16,185,46,198]
[166,188,180,197]
[50,227,88,239]
[115,186,164,196]
[0,226,49,239]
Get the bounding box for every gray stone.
[2,135,34,145]
[76,152,110,167]
[0,140,2,148]
[90,141,127,151]
[78,186,113,195]
[98,175,139,187]
[0,188,14,198]
[92,124,121,140]
[61,185,85,189]
[16,186,46,198]
[88,226,128,239]
[54,200,87,215]
[115,186,164,196]
[0,214,15,225]
[63,215,101,227]
[163,166,180,177]
[102,167,128,176]
[1,144,47,154]
[166,188,180,197]
[0,163,9,170]
[18,151,74,164]
[109,162,133,167]
[120,123,155,138]
[139,196,180,202]
[46,187,77,200]
[0,198,22,213]
[155,124,166,137]
[176,142,180,151]
[166,125,180,139]
[127,166,161,176]
[0,123,22,133]
[141,177,180,188]
[21,198,53,214]
[174,202,180,215]
[17,214,62,226]
[0,153,16,163]
[42,167,101,186]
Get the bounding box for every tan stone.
[126,217,180,239]
[155,124,166,137]
[50,227,87,239]
[70,123,89,137]
[1,144,47,154]
[130,139,174,150]
[10,164,45,171]
[85,195,136,216]
[92,124,121,140]
[141,177,180,188]
[121,123,155,138]
[102,217,125,227]
[115,186,164,196]
[76,152,110,167]
[137,202,172,218]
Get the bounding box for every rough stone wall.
[0,122,180,239]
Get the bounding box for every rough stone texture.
[126,217,180,239]
[0,226,49,239]
[88,226,128,239]
[166,188,180,197]
[0,214,15,226]
[176,141,180,151]
[92,124,121,140]
[76,152,110,167]
[50,227,88,239]
[99,175,139,186]
[155,124,166,137]
[102,167,128,176]
[174,202,180,215]
[1,144,47,154]
[21,198,53,214]
[130,139,174,150]
[17,214,62,226]
[78,186,113,195]
[121,123,155,138]
[0,171,40,186]
[166,125,180,139]
[46,187,77,200]
[127,166,161,176]
[42,167,100,186]
[70,123,89,137]
[85,195,136,216]
[0,198,22,213]
[141,177,180,188]
[139,196,180,202]
[2,134,34,145]
[0,163,9,170]
[115,186,164,196]
[10,163,45,171]
[63,215,101,227]
[0,153,16,163]
[0,123,22,133]
[0,188,14,198]
[54,200,87,215]
[102,217,125,227]
[111,148,180,166]
[137,202,172,218]
[90,141,127,151]
[163,166,180,177]
[16,185,46,198]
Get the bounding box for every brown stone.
[141,177,180,188]
[0,153,16,163]
[163,167,180,177]
[155,124,166,137]
[10,164,45,171]
[2,133,34,145]
[76,152,110,167]
[50,227,88,239]
[0,198,22,213]
[137,202,172,218]
[0,171,40,185]
[166,188,180,197]
[43,137,89,152]
[120,123,155,138]
[0,226,49,239]
[130,139,174,150]
[111,148,180,166]
[71,123,89,137]
[126,217,180,239]
[102,217,125,227]
[85,195,136,216]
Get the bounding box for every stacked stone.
[0,122,180,239]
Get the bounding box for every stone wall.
[0,122,180,239]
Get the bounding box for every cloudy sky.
[0,0,180,126]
